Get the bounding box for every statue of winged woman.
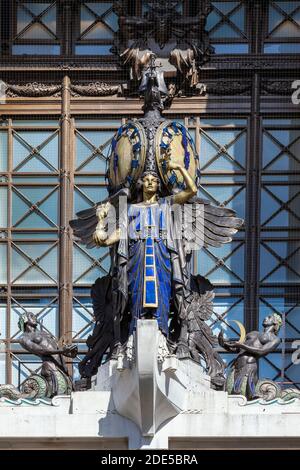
[70,58,243,389]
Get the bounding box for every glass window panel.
[261,186,299,224]
[72,298,93,339]
[13,131,59,172]
[85,2,112,16]
[264,43,300,53]
[259,353,281,381]
[12,45,60,55]
[200,130,246,171]
[12,354,42,387]
[0,304,7,341]
[73,245,110,284]
[198,185,246,218]
[41,6,56,33]
[81,5,95,33]
[13,120,59,127]
[264,119,300,125]
[260,242,300,283]
[212,2,239,14]
[0,188,7,227]
[17,8,33,34]
[23,3,51,17]
[74,186,108,214]
[211,24,241,39]
[197,242,245,284]
[206,10,221,31]
[13,176,59,183]
[212,43,249,54]
[76,130,113,172]
[12,187,58,228]
[0,131,8,172]
[271,20,300,37]
[200,119,247,126]
[0,340,6,384]
[230,6,245,31]
[11,243,58,284]
[12,231,58,240]
[75,119,121,127]
[19,23,54,40]
[274,1,300,15]
[207,296,244,338]
[81,22,114,40]
[75,45,113,55]
[0,244,7,283]
[103,10,119,32]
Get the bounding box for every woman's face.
[143,174,159,196]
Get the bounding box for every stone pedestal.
[92,320,223,435]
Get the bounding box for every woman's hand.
[166,160,181,172]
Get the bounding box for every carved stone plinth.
[92,320,220,436]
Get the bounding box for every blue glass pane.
[74,186,108,214]
[19,23,54,40]
[212,43,249,54]
[259,353,281,381]
[207,296,244,338]
[104,10,119,32]
[197,242,245,284]
[211,24,241,39]
[76,130,113,172]
[269,5,285,33]
[200,130,246,171]
[264,43,300,53]
[0,341,5,384]
[13,131,59,172]
[198,185,245,218]
[75,45,113,55]
[200,119,247,126]
[12,187,58,228]
[75,119,122,127]
[13,120,59,127]
[0,304,6,342]
[260,241,300,283]
[12,354,42,387]
[72,299,94,340]
[12,45,60,55]
[11,243,58,284]
[274,1,300,15]
[230,6,245,32]
[206,10,222,31]
[261,186,300,228]
[0,244,7,283]
[85,2,113,16]
[0,131,8,171]
[0,188,7,227]
[12,231,58,240]
[23,3,51,17]
[212,2,239,15]
[73,244,110,284]
[81,22,114,40]
[271,20,300,38]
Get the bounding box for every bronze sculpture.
[70,57,243,390]
[0,313,77,400]
[219,313,282,400]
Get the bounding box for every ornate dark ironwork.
[112,0,213,96]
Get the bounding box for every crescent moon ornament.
[231,320,246,344]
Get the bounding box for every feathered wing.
[69,188,130,248]
[182,196,244,252]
